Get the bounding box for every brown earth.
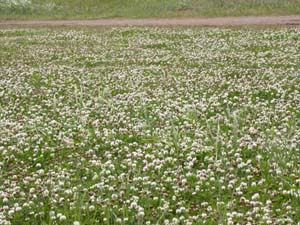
[0,16,300,27]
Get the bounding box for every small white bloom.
[59,215,66,221]
[252,193,260,201]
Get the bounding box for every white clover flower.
[111,194,118,200]
[89,205,95,211]
[252,193,260,201]
[59,215,66,221]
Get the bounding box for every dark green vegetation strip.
[0,0,300,20]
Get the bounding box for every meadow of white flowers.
[0,28,299,225]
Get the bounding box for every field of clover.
[0,27,299,225]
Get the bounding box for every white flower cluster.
[0,27,299,224]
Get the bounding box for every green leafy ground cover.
[0,0,300,20]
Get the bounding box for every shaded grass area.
[0,0,300,20]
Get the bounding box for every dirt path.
[0,16,300,28]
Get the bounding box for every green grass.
[0,0,300,20]
[0,27,299,225]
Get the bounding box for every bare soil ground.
[0,16,300,27]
